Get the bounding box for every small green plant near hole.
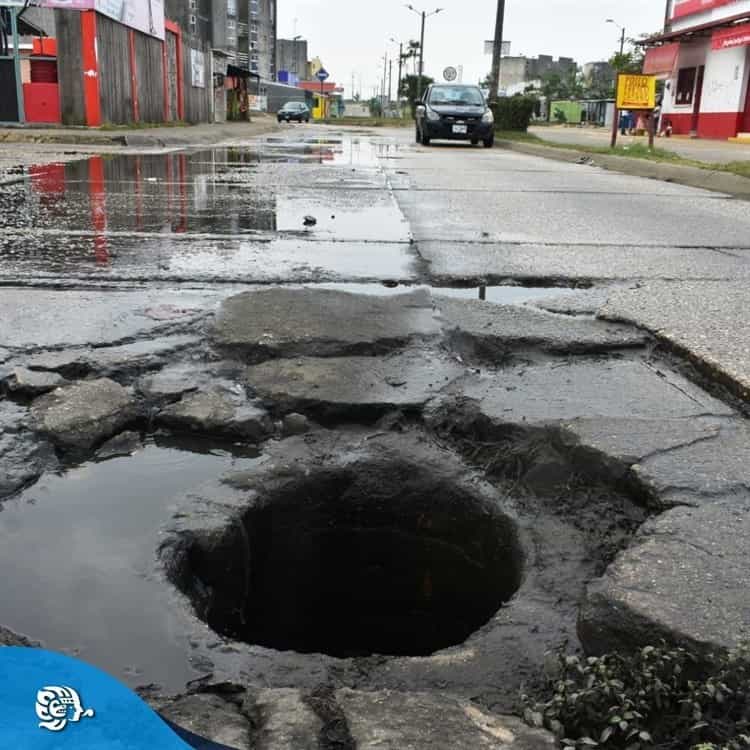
[523,645,750,750]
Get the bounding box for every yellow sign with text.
[617,74,657,109]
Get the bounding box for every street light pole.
[488,0,506,104]
[406,5,443,100]
[606,19,626,57]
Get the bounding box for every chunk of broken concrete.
[212,288,440,360]
[436,296,647,359]
[246,351,466,417]
[337,689,555,749]
[579,496,750,659]
[282,413,310,436]
[96,431,143,460]
[31,378,137,452]
[157,388,273,441]
[2,367,68,397]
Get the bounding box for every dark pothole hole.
[179,461,524,658]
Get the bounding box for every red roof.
[642,10,750,44]
[297,81,337,93]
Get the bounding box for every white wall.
[702,45,749,111]
[661,41,749,116]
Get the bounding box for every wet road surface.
[2,125,750,696]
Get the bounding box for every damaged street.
[3,125,750,748]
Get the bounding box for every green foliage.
[368,98,383,117]
[523,645,750,750]
[554,108,568,124]
[398,74,435,115]
[491,96,537,132]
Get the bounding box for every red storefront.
[645,0,750,138]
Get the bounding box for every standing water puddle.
[0,439,258,690]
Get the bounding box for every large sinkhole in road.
[184,462,523,658]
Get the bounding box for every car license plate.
[452,124,468,134]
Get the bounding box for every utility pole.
[619,27,625,56]
[418,11,426,99]
[488,0,506,104]
[388,59,393,106]
[397,43,404,103]
[382,52,387,105]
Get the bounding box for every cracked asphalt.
[2,125,750,748]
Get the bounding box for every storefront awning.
[712,21,750,49]
[226,65,260,80]
[643,42,680,74]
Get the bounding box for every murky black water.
[0,439,257,690]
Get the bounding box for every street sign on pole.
[616,74,656,110]
[443,66,457,82]
[316,68,330,82]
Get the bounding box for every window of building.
[250,0,259,15]
[227,0,236,15]
[675,67,696,106]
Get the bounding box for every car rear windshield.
[428,87,484,107]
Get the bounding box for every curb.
[0,120,281,149]
[495,139,750,198]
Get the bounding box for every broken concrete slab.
[436,296,646,358]
[579,496,750,658]
[0,289,218,350]
[30,378,137,452]
[212,288,440,360]
[157,387,274,441]
[601,281,750,401]
[0,624,39,647]
[96,431,143,460]
[632,420,750,505]
[0,400,56,498]
[0,348,11,364]
[25,335,201,380]
[251,688,322,750]
[282,413,310,436]
[151,693,251,750]
[337,689,555,749]
[462,360,732,424]
[1,367,68,397]
[136,362,211,402]
[246,350,466,417]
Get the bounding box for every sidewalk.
[529,124,750,165]
[0,115,280,149]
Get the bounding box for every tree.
[399,73,435,115]
[368,97,383,118]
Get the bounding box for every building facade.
[646,0,750,138]
[276,37,308,83]
[498,55,577,96]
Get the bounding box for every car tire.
[420,129,431,146]
[483,135,495,148]
[470,139,479,146]
[415,125,421,143]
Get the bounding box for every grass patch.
[496,130,750,180]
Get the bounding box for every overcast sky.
[277,0,666,97]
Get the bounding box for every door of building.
[691,65,705,135]
[166,31,178,121]
[0,59,19,122]
[742,71,750,133]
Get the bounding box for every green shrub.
[491,95,538,132]
[523,645,750,750]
